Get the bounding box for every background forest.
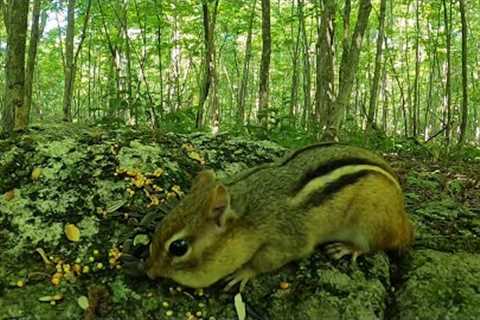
[0,0,478,149]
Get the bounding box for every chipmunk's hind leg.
[325,242,364,262]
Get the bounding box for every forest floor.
[0,124,479,320]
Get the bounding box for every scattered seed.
[279,281,289,290]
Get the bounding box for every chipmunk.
[145,143,414,290]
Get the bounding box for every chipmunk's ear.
[191,170,216,190]
[209,184,236,230]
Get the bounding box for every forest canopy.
[0,0,478,147]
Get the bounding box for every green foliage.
[110,276,141,304]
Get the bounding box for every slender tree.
[238,0,257,124]
[196,0,219,129]
[366,0,386,132]
[258,0,271,125]
[457,0,468,146]
[412,0,421,137]
[289,1,301,124]
[63,0,76,122]
[63,0,92,122]
[442,0,452,144]
[298,0,311,127]
[25,0,44,123]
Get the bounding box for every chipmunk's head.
[145,170,240,288]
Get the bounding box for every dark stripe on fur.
[226,143,340,186]
[280,142,340,165]
[292,158,381,192]
[301,170,371,208]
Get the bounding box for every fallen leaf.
[32,167,42,181]
[4,190,15,201]
[39,293,63,303]
[77,295,89,310]
[65,224,81,242]
[234,293,246,320]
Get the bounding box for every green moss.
[394,250,480,319]
[111,276,141,304]
[0,189,62,257]
[77,216,99,238]
[117,140,165,173]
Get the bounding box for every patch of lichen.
[0,125,287,319]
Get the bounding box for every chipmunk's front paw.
[325,242,363,262]
[224,267,256,292]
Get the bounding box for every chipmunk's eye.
[169,239,189,257]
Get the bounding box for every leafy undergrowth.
[0,124,479,319]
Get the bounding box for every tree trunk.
[119,1,134,123]
[238,0,256,124]
[442,0,452,145]
[457,0,468,146]
[298,0,311,128]
[289,14,301,124]
[412,0,421,137]
[3,0,29,133]
[62,0,91,123]
[366,0,386,132]
[63,0,76,122]
[322,0,372,141]
[25,0,43,125]
[196,0,219,129]
[154,0,164,118]
[258,0,271,125]
[315,0,335,129]
[339,0,351,86]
